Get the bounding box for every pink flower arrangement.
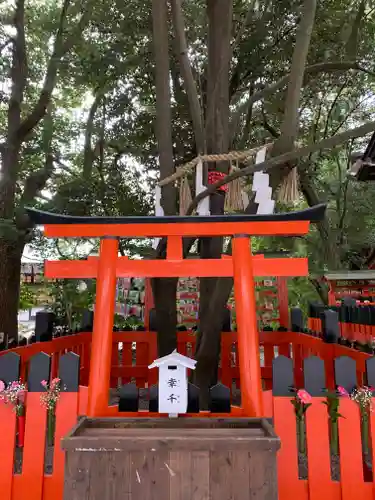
[291,387,312,418]
[351,386,373,412]
[297,389,312,404]
[40,378,62,412]
[337,386,349,397]
[291,388,312,454]
[0,380,27,416]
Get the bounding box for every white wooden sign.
[148,350,197,417]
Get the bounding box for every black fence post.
[303,356,325,396]
[209,383,231,413]
[80,310,94,333]
[321,309,340,343]
[366,357,375,390]
[59,352,80,391]
[290,307,304,333]
[118,383,139,412]
[28,352,51,391]
[272,356,294,395]
[0,352,20,385]
[334,356,357,393]
[35,311,55,342]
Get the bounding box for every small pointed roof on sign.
[148,350,197,370]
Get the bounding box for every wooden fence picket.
[305,399,338,500]
[43,352,80,499]
[338,398,372,500]
[13,352,50,500]
[273,397,308,500]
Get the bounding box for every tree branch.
[230,61,374,135]
[186,120,375,214]
[8,0,27,142]
[152,0,176,215]
[0,38,13,54]
[19,105,55,208]
[170,0,205,153]
[17,0,90,141]
[83,92,103,180]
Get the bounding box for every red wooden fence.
[1,387,375,499]
[1,330,371,392]
[0,332,374,499]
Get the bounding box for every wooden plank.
[130,450,170,499]
[249,451,278,500]
[169,451,192,500]
[231,451,250,500]
[0,404,16,500]
[85,452,109,500]
[273,397,308,500]
[191,451,209,500]
[42,392,80,500]
[210,452,233,499]
[107,453,131,499]
[338,398,370,500]
[13,393,47,500]
[63,451,91,500]
[305,399,338,500]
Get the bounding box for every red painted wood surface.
[0,386,375,499]
[44,220,310,238]
[45,255,308,279]
[273,397,308,500]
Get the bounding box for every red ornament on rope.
[207,171,228,192]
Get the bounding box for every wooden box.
[62,417,280,500]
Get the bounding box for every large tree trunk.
[194,0,317,406]
[0,241,24,343]
[194,0,233,404]
[0,0,26,342]
[0,0,87,343]
[151,0,178,356]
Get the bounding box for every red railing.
[2,330,371,392]
[0,331,374,499]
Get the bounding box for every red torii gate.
[26,204,325,419]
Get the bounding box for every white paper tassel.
[257,199,275,214]
[251,147,275,215]
[255,186,272,203]
[195,160,210,216]
[252,172,269,191]
[153,186,165,249]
